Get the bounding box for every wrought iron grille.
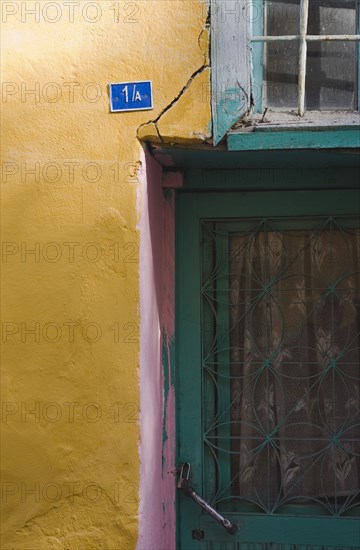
[204,543,360,550]
[201,216,360,517]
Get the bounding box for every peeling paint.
[161,190,177,549]
[137,158,177,550]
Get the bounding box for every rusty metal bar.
[177,462,239,535]
[182,484,239,535]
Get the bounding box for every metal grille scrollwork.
[201,217,360,517]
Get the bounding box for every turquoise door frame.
[175,178,360,550]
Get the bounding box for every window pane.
[265,42,299,108]
[263,0,358,111]
[306,0,358,109]
[308,0,357,36]
[265,1,357,38]
[265,0,300,36]
[264,1,300,108]
[225,218,360,513]
[201,216,360,515]
[306,41,357,110]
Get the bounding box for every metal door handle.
[177,463,238,535]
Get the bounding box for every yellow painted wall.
[1,1,210,548]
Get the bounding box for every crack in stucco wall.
[137,15,211,144]
[137,63,210,143]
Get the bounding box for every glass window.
[201,216,360,515]
[254,0,360,113]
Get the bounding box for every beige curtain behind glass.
[229,223,359,513]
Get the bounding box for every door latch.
[177,463,238,535]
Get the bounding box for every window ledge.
[231,111,360,132]
[228,112,360,151]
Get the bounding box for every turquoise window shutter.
[211,0,250,145]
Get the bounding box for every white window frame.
[251,0,360,116]
[211,0,360,145]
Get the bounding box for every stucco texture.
[1,1,210,549]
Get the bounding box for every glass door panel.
[177,188,360,549]
[202,217,360,518]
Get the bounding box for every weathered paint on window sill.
[227,127,360,151]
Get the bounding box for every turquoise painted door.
[176,188,360,550]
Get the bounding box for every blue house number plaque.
[109,81,153,112]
